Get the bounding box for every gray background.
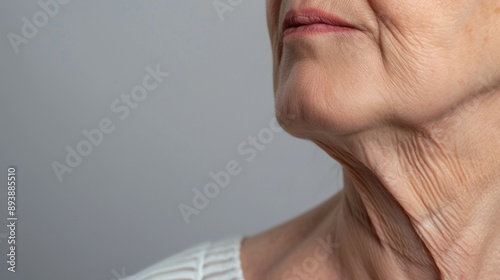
[0,1,342,279]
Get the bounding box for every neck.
[242,91,500,280]
[312,91,500,279]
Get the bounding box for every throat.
[331,175,441,279]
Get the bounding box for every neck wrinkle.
[335,168,441,279]
[314,138,440,279]
[313,113,500,279]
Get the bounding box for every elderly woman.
[126,0,500,279]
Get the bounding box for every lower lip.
[284,23,356,38]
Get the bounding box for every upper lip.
[282,8,357,33]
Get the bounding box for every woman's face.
[267,0,500,137]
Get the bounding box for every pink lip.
[282,9,358,37]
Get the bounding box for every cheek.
[371,0,481,123]
[378,39,470,125]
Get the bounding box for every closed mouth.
[282,9,358,36]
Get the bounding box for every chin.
[274,60,388,140]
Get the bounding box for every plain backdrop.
[0,1,342,279]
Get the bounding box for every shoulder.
[124,236,245,280]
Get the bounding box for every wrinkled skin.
[267,0,500,136]
[240,1,500,280]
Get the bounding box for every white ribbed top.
[123,236,245,280]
